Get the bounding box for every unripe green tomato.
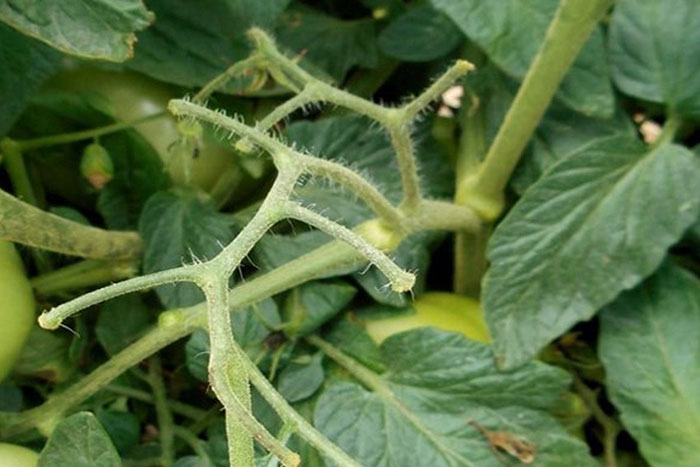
[365,292,491,344]
[49,68,239,191]
[80,142,114,189]
[0,242,35,381]
[0,443,38,467]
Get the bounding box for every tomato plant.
[1,1,698,466]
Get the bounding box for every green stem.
[31,259,139,297]
[0,189,142,260]
[0,320,198,437]
[240,341,361,467]
[1,139,39,205]
[572,376,620,467]
[454,101,489,297]
[12,113,167,152]
[651,114,682,149]
[105,384,207,420]
[194,56,262,103]
[458,0,614,221]
[148,356,175,467]
[174,426,213,466]
[306,336,388,395]
[0,138,52,272]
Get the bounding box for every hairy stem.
[194,56,262,103]
[283,202,415,292]
[202,279,255,467]
[39,266,198,329]
[458,0,614,220]
[240,341,361,467]
[0,189,142,260]
[298,154,405,228]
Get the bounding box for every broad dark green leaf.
[609,0,700,119]
[512,102,635,193]
[98,130,170,230]
[38,412,122,467]
[14,327,71,381]
[283,280,357,337]
[186,299,280,382]
[325,315,386,373]
[0,0,153,61]
[599,262,700,467]
[127,0,248,88]
[0,23,60,137]
[225,0,290,29]
[97,409,141,456]
[139,189,235,308]
[96,295,153,356]
[276,6,379,80]
[315,328,594,466]
[378,5,462,62]
[277,353,324,403]
[0,385,23,411]
[431,0,613,117]
[484,137,700,369]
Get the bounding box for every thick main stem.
[458,0,615,220]
[0,189,142,260]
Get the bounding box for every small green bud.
[177,119,203,139]
[80,142,114,189]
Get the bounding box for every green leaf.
[512,101,635,193]
[0,23,60,137]
[314,328,594,466]
[0,0,153,61]
[0,385,23,411]
[38,412,122,466]
[599,262,700,467]
[325,314,386,373]
[14,327,71,381]
[378,5,462,62]
[283,280,357,337]
[96,295,153,356]
[98,130,170,230]
[126,0,246,88]
[484,137,700,369]
[97,409,141,456]
[609,0,700,119]
[139,189,235,308]
[127,0,289,88]
[276,6,379,81]
[277,353,324,403]
[430,0,614,117]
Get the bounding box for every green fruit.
[0,443,38,467]
[49,68,242,191]
[0,242,36,381]
[365,292,491,344]
[80,142,114,189]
